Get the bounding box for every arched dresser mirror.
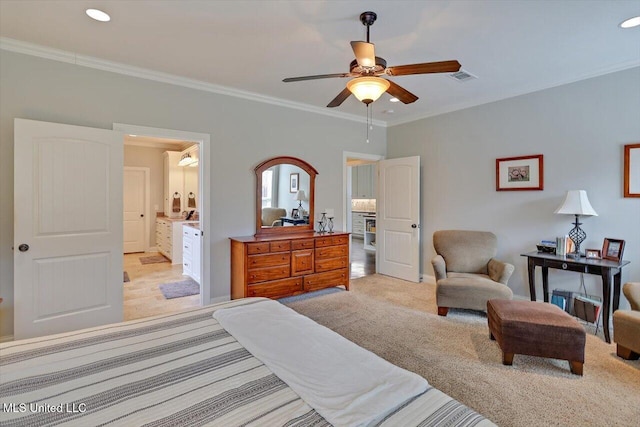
[254,156,318,237]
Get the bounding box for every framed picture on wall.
[496,154,544,191]
[602,238,625,262]
[624,143,640,198]
[290,173,299,193]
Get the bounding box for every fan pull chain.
[366,104,370,143]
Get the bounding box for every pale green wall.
[388,67,640,306]
[0,50,386,338]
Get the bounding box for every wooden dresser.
[230,232,350,299]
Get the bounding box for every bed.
[1,298,495,426]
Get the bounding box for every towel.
[188,192,196,208]
[172,193,181,212]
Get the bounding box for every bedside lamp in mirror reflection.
[294,190,307,217]
[555,190,598,257]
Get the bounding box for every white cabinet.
[352,164,376,199]
[352,212,365,237]
[156,217,198,265]
[364,216,376,252]
[182,224,201,284]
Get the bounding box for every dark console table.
[521,251,630,343]
[280,216,308,225]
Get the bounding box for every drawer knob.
[562,263,568,270]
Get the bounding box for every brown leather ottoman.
[487,299,586,375]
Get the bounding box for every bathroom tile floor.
[123,252,200,321]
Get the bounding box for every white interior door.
[377,156,421,282]
[123,168,146,253]
[14,119,124,339]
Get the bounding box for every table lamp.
[294,190,307,216]
[554,190,598,257]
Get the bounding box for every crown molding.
[0,37,387,128]
[386,59,640,127]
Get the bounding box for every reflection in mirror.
[255,157,317,236]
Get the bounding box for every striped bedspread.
[0,298,494,426]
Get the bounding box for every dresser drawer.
[316,244,348,259]
[270,240,291,252]
[303,268,349,292]
[247,242,270,255]
[247,252,290,268]
[247,265,290,284]
[291,239,315,250]
[315,235,349,247]
[291,249,314,276]
[247,277,303,298]
[315,256,349,273]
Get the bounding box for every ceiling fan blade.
[386,80,418,104]
[386,60,461,76]
[327,87,352,108]
[283,73,351,82]
[350,41,376,68]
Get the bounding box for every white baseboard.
[210,296,231,305]
[421,274,436,285]
[0,334,14,343]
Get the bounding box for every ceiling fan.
[283,11,462,108]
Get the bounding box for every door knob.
[18,244,29,252]
[411,224,418,229]
[140,214,144,217]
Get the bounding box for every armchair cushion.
[437,276,513,312]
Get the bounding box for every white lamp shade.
[294,190,307,201]
[555,190,598,216]
[346,77,390,104]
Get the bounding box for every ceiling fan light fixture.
[620,16,640,28]
[389,97,400,103]
[346,77,390,104]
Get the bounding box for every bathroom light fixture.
[86,8,110,22]
[346,77,390,105]
[178,153,195,166]
[620,16,640,28]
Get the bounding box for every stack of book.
[555,235,575,256]
[574,295,602,324]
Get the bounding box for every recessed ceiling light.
[620,16,640,28]
[86,8,110,22]
[389,97,399,103]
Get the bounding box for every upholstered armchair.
[432,230,514,316]
[261,207,287,227]
[613,282,640,360]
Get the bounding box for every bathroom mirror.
[255,156,318,236]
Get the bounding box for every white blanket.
[214,300,429,427]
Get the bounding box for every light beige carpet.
[283,274,640,427]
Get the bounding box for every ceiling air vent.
[448,69,477,82]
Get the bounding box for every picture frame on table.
[585,249,601,259]
[290,173,299,193]
[496,154,544,191]
[624,143,640,198]
[291,208,299,219]
[602,238,625,262]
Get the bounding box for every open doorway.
[122,135,202,320]
[344,152,384,279]
[113,123,211,320]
